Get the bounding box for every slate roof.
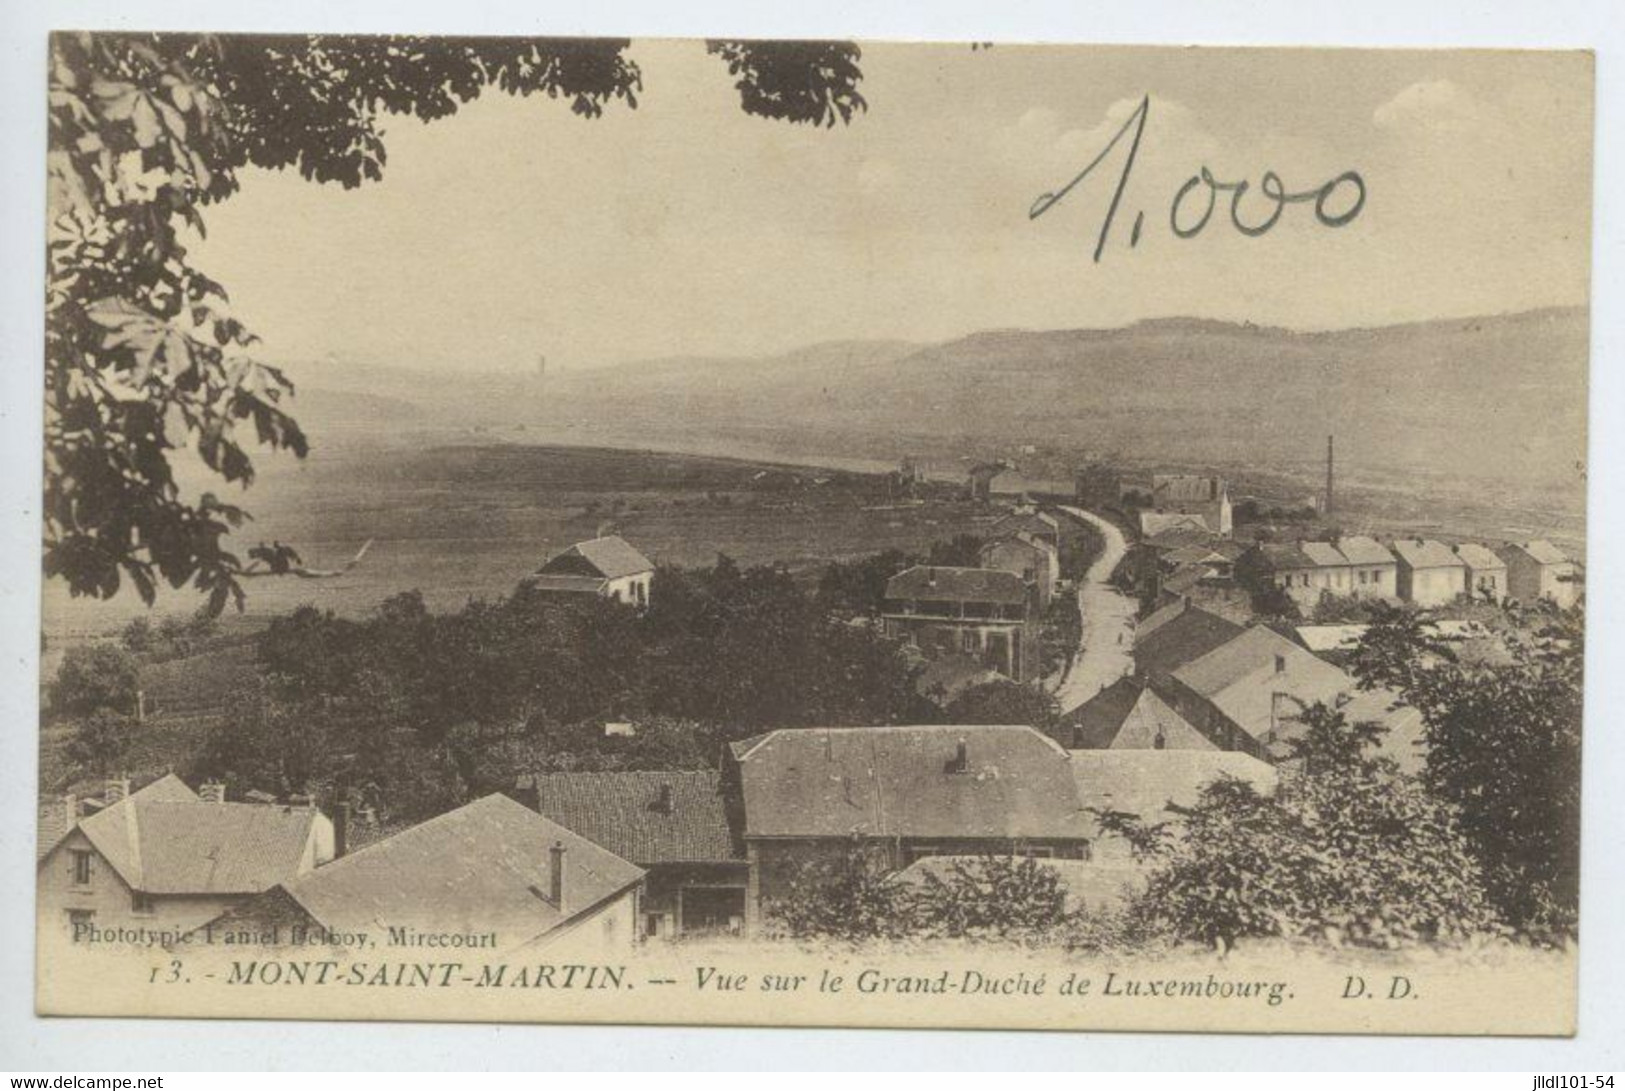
[50,776,321,896]
[730,725,1090,841]
[1134,602,1246,680]
[1171,626,1363,742]
[992,510,1059,538]
[1502,539,1570,566]
[37,773,197,863]
[885,565,1028,606]
[1141,525,1216,552]
[1061,677,1216,751]
[1161,566,1211,595]
[1390,539,1466,570]
[275,794,644,944]
[540,535,654,580]
[1249,542,1318,572]
[1451,543,1506,571]
[1070,750,1278,821]
[523,573,608,595]
[1140,512,1211,538]
[1299,541,1350,568]
[523,771,740,864]
[1336,536,1396,566]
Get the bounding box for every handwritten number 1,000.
[1029,95,1366,262]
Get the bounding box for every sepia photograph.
[31,28,1593,1038]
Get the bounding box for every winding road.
[1053,506,1137,712]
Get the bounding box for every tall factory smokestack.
[1325,435,1335,517]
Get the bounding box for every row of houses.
[40,723,1281,950]
[1237,536,1580,610]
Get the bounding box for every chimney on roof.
[104,776,130,804]
[946,737,969,775]
[926,567,937,589]
[61,793,78,834]
[653,783,674,815]
[549,841,567,912]
[199,781,226,804]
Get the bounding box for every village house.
[1390,538,1467,607]
[989,505,1062,549]
[1059,675,1217,751]
[723,725,1094,935]
[1335,535,1399,599]
[1131,599,1245,686]
[1237,541,1365,611]
[882,565,1035,682]
[517,771,747,941]
[524,534,655,607]
[967,461,1030,503]
[215,794,644,955]
[977,531,1059,611]
[1157,625,1425,771]
[1149,474,1233,536]
[1452,542,1509,604]
[1497,539,1580,608]
[37,775,334,943]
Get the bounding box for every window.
[67,909,94,935]
[70,850,92,885]
[961,630,976,653]
[131,891,154,915]
[1274,654,1287,674]
[1358,570,1368,585]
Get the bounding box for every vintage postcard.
[37,34,1590,1035]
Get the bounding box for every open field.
[42,442,989,642]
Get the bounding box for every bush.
[1126,703,1497,951]
[64,710,135,776]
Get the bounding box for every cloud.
[1373,79,1485,133]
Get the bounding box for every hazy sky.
[191,41,1593,374]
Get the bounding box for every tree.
[1349,600,1582,939]
[1123,703,1496,951]
[766,841,911,941]
[944,679,1061,732]
[49,643,140,718]
[46,33,865,613]
[65,709,135,776]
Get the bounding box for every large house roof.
[53,776,321,896]
[523,573,608,595]
[885,565,1028,606]
[1070,750,1277,822]
[540,535,654,580]
[1451,542,1506,571]
[1141,525,1216,552]
[1171,625,1356,741]
[1248,542,1318,571]
[276,794,643,943]
[992,510,1059,537]
[1336,535,1396,566]
[729,724,1090,841]
[1134,602,1246,680]
[522,771,739,865]
[1390,538,1465,570]
[1062,676,1216,751]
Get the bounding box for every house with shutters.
[37,775,333,943]
[524,535,655,607]
[882,565,1035,682]
[1334,536,1400,599]
[517,770,747,941]
[213,794,645,955]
